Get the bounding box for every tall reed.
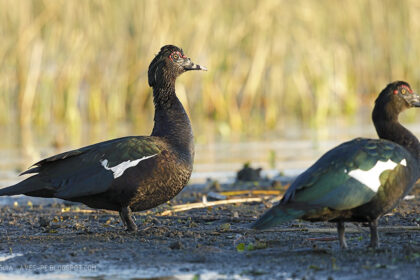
[0,0,418,136]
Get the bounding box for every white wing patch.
[100,154,158,179]
[347,159,406,192]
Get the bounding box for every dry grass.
[0,0,419,136]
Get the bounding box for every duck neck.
[151,85,194,160]
[373,105,420,160]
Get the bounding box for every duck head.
[148,45,207,88]
[373,81,420,121]
[391,81,420,108]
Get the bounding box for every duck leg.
[368,218,379,248]
[119,206,138,232]
[337,221,348,249]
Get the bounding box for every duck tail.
[0,176,44,196]
[251,204,305,230]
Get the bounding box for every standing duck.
[0,45,206,231]
[252,81,420,248]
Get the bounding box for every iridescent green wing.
[285,138,410,210]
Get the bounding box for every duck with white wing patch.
[252,81,420,249]
[0,45,207,232]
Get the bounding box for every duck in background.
[252,81,420,248]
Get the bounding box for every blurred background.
[1,0,420,183]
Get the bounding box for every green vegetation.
[0,0,418,136]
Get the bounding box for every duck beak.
[405,92,420,107]
[182,57,207,71]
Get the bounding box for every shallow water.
[0,265,250,280]
[3,116,420,188]
[0,253,23,262]
[0,117,386,187]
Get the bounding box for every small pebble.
[169,241,182,250]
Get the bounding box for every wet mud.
[0,180,419,279]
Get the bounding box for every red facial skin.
[169,51,187,62]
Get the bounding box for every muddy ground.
[0,179,419,279]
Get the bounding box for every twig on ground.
[159,197,269,216]
[220,190,283,196]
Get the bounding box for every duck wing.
[0,136,161,199]
[284,138,409,208]
[253,138,411,229]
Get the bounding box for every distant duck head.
[148,45,207,88]
[374,81,420,120]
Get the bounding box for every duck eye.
[401,89,406,94]
[169,52,181,61]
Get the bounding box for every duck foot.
[337,221,348,249]
[119,206,138,232]
[368,219,379,248]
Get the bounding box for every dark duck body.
[252,81,420,248]
[0,45,207,231]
